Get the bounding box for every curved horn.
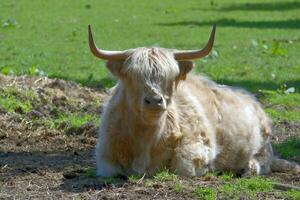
[88,25,128,60]
[174,24,216,60]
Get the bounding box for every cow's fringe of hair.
[123,47,180,87]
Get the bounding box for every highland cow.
[88,25,299,177]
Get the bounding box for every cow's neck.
[128,106,166,141]
[119,94,167,144]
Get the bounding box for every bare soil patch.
[0,75,299,199]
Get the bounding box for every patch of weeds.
[205,171,233,182]
[128,174,142,182]
[154,168,177,182]
[251,39,288,57]
[219,184,236,199]
[219,176,273,199]
[144,179,154,187]
[39,113,99,131]
[270,41,288,57]
[219,172,234,182]
[258,89,300,121]
[27,65,46,76]
[0,65,45,77]
[273,138,300,160]
[195,187,217,200]
[285,189,300,200]
[0,87,37,113]
[206,171,220,177]
[54,114,98,129]
[270,93,300,107]
[0,66,15,76]
[260,90,299,107]
[98,76,116,89]
[84,168,97,178]
[1,18,17,28]
[173,181,183,193]
[0,96,32,113]
[265,108,300,121]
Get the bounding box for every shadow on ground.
[192,1,300,12]
[0,148,115,193]
[48,74,117,89]
[0,149,95,176]
[157,18,300,29]
[219,1,300,12]
[50,73,300,94]
[213,79,300,93]
[273,137,300,163]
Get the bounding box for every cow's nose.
[144,96,163,107]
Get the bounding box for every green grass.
[194,173,275,200]
[173,181,184,193]
[0,86,37,113]
[195,176,273,200]
[27,112,100,137]
[219,172,234,182]
[260,89,300,121]
[219,177,273,199]
[1,0,299,121]
[273,138,300,160]
[195,187,217,200]
[265,108,300,121]
[154,168,178,181]
[128,174,143,182]
[286,189,300,200]
[81,170,289,199]
[84,168,97,178]
[53,113,98,129]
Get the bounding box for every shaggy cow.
[88,25,299,177]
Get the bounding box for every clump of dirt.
[0,74,106,153]
[0,74,299,199]
[272,121,300,143]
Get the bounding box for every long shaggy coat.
[95,47,299,177]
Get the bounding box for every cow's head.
[88,25,216,123]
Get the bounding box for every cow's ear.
[106,60,125,78]
[177,61,193,80]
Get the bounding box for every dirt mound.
[0,74,106,152]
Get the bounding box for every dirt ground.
[0,75,299,199]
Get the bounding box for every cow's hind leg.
[244,143,273,176]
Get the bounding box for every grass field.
[1,0,299,121]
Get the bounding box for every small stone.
[58,121,70,130]
[0,107,7,114]
[14,106,24,114]
[0,132,7,139]
[63,171,77,179]
[27,110,44,119]
[52,95,67,106]
[65,127,80,136]
[284,87,295,94]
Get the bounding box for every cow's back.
[174,75,271,172]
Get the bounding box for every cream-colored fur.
[95,47,297,177]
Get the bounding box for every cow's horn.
[88,25,128,60]
[174,24,216,60]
